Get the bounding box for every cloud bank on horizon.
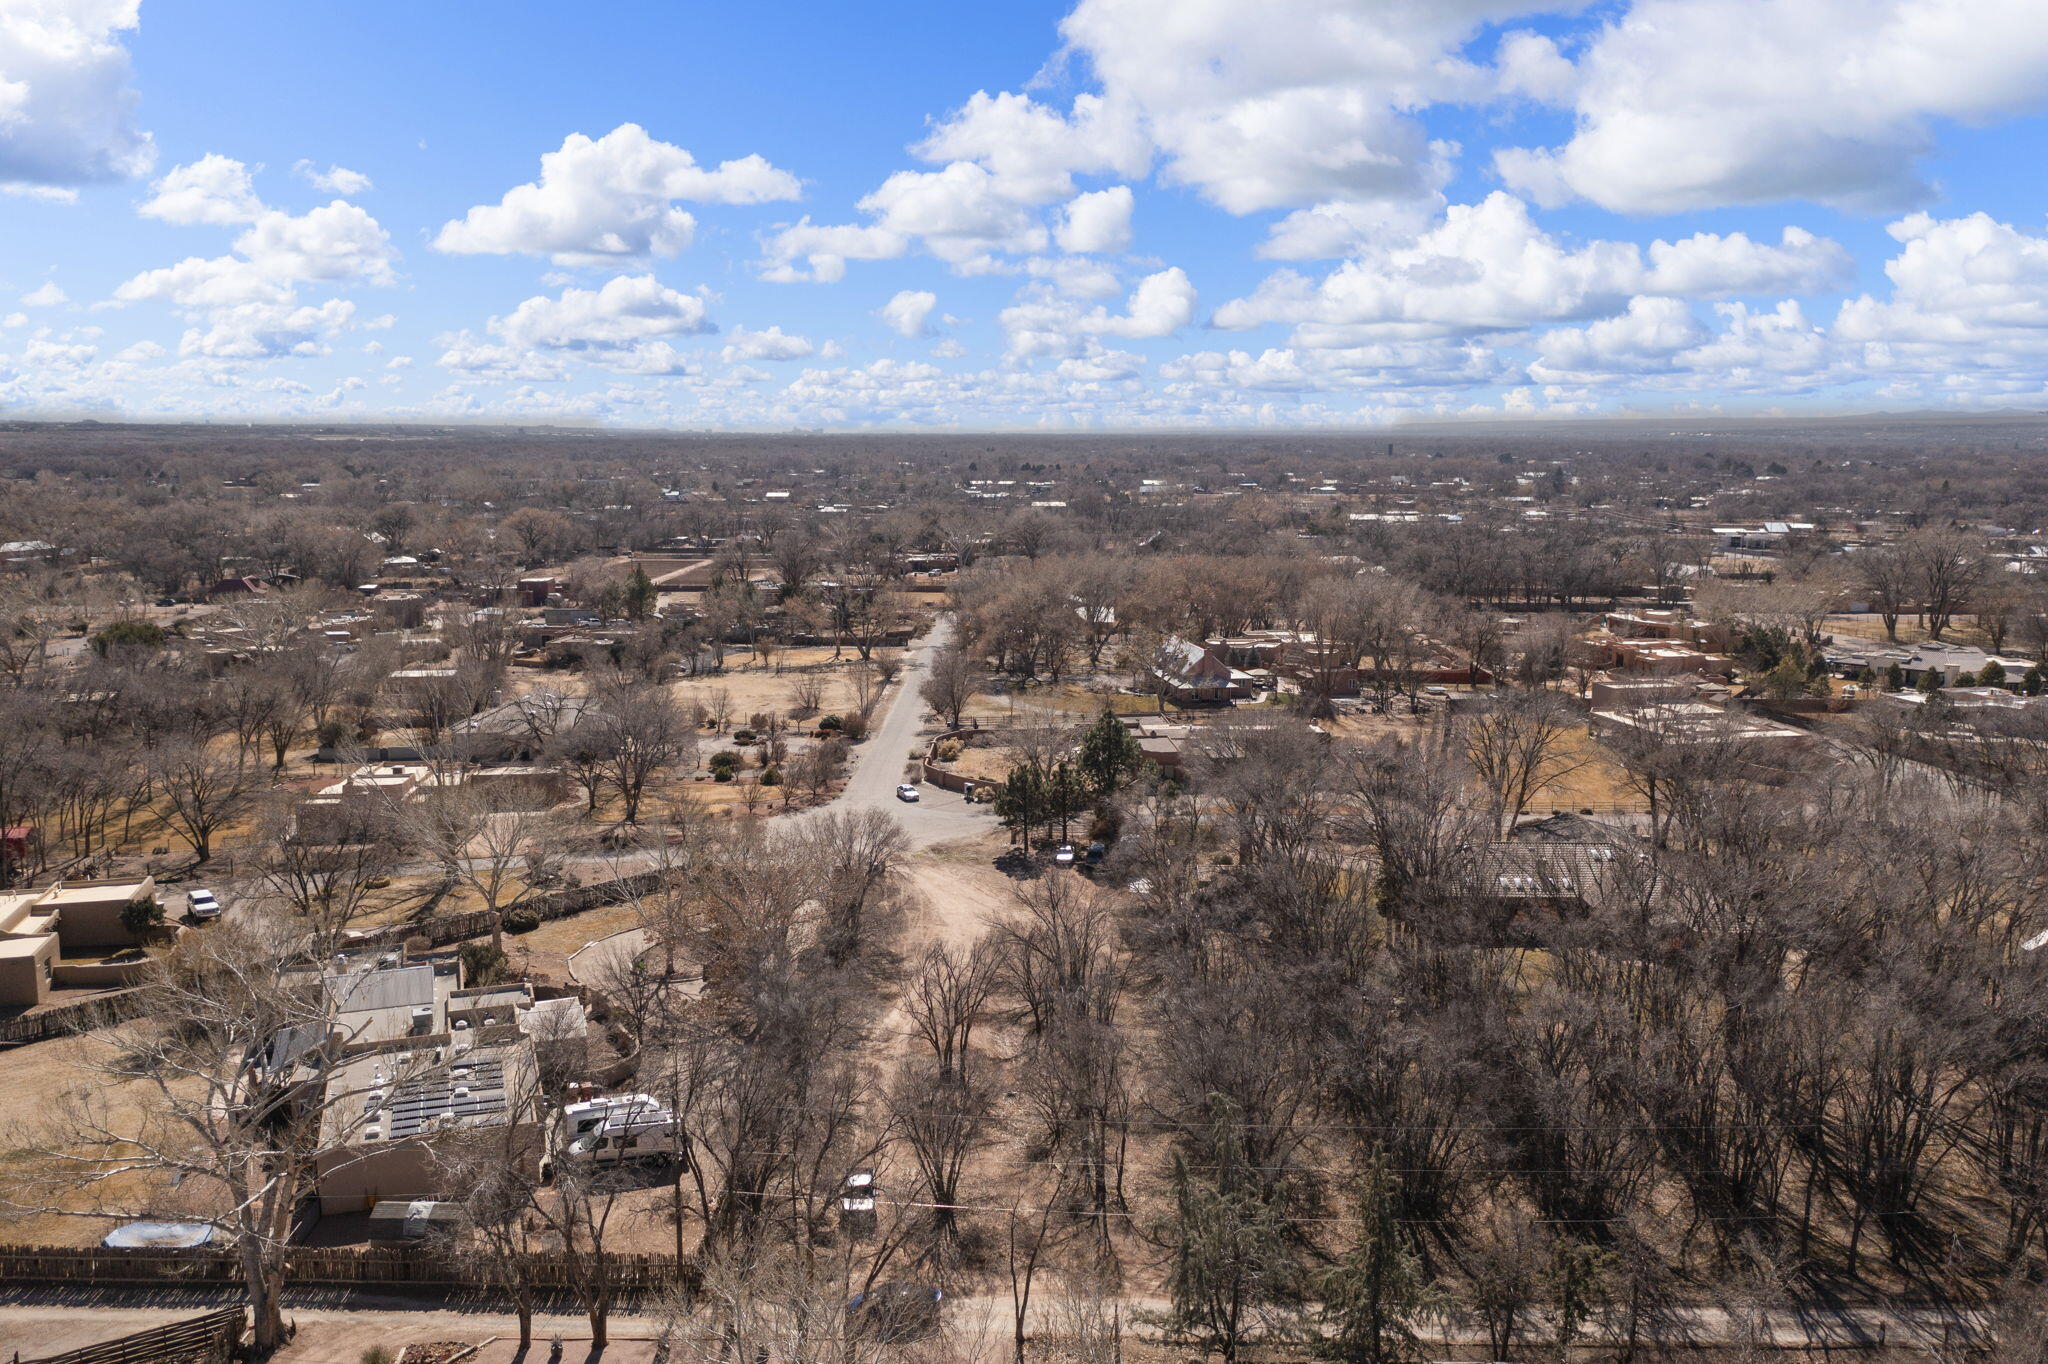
[5,0,2048,428]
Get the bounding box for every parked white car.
[1054,844,1077,866]
[896,783,921,802]
[186,889,222,922]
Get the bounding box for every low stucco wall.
[52,955,152,990]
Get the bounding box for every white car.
[896,783,920,802]
[1054,844,1077,866]
[186,889,222,922]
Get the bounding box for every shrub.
[733,729,756,744]
[90,619,165,657]
[761,766,781,786]
[714,767,734,782]
[839,712,868,742]
[818,714,843,732]
[460,940,509,986]
[935,738,963,762]
[362,1349,396,1364]
[502,905,541,934]
[121,895,165,935]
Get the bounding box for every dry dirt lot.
[1324,706,1645,814]
[506,899,647,983]
[1824,611,1986,647]
[0,1032,188,1247]
[899,832,1019,951]
[671,648,894,724]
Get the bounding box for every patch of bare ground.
[0,1032,186,1246]
[899,834,1016,952]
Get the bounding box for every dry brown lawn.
[0,1032,191,1247]
[1539,725,1646,813]
[937,743,1016,786]
[506,899,648,983]
[1824,611,1989,649]
[672,652,884,724]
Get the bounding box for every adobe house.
[0,875,161,1008]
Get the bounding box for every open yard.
[0,1033,189,1247]
[671,648,896,725]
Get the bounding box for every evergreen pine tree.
[1316,1148,1441,1362]
[1077,707,1144,797]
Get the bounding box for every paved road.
[786,614,993,850]
[204,619,992,925]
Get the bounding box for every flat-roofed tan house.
[0,875,160,1007]
[292,762,569,844]
[312,1036,540,1214]
[294,957,574,1212]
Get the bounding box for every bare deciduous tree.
[149,740,261,864]
[1462,689,1588,835]
[4,919,447,1354]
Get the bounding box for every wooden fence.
[17,1307,243,1364]
[0,987,151,1050]
[0,1243,696,1296]
[350,866,686,951]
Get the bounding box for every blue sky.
[5,0,2048,428]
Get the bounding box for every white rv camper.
[553,1093,683,1167]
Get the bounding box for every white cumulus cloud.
[0,0,154,195]
[759,160,1054,281]
[1054,0,1536,214]
[294,160,372,196]
[1495,0,2048,214]
[1055,186,1134,254]
[719,325,815,362]
[914,90,1150,203]
[1001,265,1195,356]
[494,274,713,352]
[1215,194,1849,342]
[435,124,801,264]
[114,201,397,358]
[140,154,265,225]
[877,289,938,337]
